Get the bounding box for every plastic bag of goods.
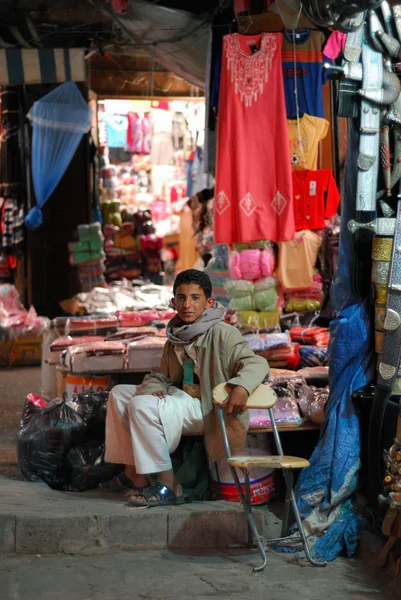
[209,433,277,505]
[67,441,122,491]
[18,391,109,489]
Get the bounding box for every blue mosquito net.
[25,82,92,229]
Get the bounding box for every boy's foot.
[99,472,148,491]
[127,482,191,507]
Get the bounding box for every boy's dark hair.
[173,269,213,299]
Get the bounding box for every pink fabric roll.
[239,249,262,281]
[229,252,242,280]
[260,248,276,278]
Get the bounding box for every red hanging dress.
[214,33,294,244]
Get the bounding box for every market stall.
[98,99,206,283]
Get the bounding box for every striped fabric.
[0,48,86,85]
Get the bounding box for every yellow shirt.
[287,114,329,170]
[276,230,322,290]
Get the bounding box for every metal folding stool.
[213,382,327,572]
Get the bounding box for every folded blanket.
[48,336,104,364]
[128,336,166,371]
[62,341,127,373]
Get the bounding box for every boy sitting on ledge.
[102,269,269,507]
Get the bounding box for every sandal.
[99,472,145,491]
[127,482,191,508]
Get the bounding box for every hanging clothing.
[282,30,330,119]
[287,114,330,170]
[276,230,322,289]
[179,205,199,271]
[103,114,128,148]
[172,112,187,151]
[0,197,24,254]
[127,112,151,154]
[292,169,340,230]
[324,31,347,60]
[214,32,294,245]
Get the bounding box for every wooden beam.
[90,70,202,97]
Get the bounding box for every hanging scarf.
[166,301,224,346]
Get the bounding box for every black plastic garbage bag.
[65,391,108,439]
[18,391,110,490]
[67,441,123,492]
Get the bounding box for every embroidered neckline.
[225,33,277,107]
[234,33,266,58]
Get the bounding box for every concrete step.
[0,476,281,555]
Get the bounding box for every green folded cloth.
[89,239,103,252]
[230,295,255,311]
[234,241,271,251]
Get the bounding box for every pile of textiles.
[284,273,324,313]
[249,370,329,429]
[62,341,128,373]
[105,326,160,341]
[203,259,230,307]
[61,283,173,316]
[69,224,105,265]
[117,309,175,327]
[290,326,330,347]
[127,336,167,370]
[244,329,329,371]
[65,316,119,337]
[245,332,294,366]
[0,284,49,341]
[69,224,106,292]
[53,331,167,373]
[226,244,282,330]
[48,336,104,364]
[225,278,282,312]
[47,318,166,373]
[104,247,142,282]
[77,261,106,293]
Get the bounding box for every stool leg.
[281,471,292,538]
[228,464,267,572]
[268,408,284,456]
[219,407,267,571]
[287,470,326,568]
[244,468,253,545]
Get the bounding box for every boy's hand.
[152,391,166,399]
[221,386,249,416]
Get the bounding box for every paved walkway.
[0,548,393,600]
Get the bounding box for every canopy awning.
[0,48,86,85]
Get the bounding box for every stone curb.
[0,507,277,555]
[0,478,281,555]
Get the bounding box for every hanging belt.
[369,193,401,494]
[353,35,383,297]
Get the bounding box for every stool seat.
[227,455,310,469]
[213,381,277,409]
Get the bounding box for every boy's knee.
[108,384,126,403]
[128,393,151,416]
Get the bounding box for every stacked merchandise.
[48,310,174,378]
[69,224,106,292]
[103,222,143,282]
[204,244,230,307]
[0,284,49,366]
[248,371,329,431]
[226,244,282,330]
[243,326,329,372]
[60,282,173,316]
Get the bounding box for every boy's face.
[172,283,214,324]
